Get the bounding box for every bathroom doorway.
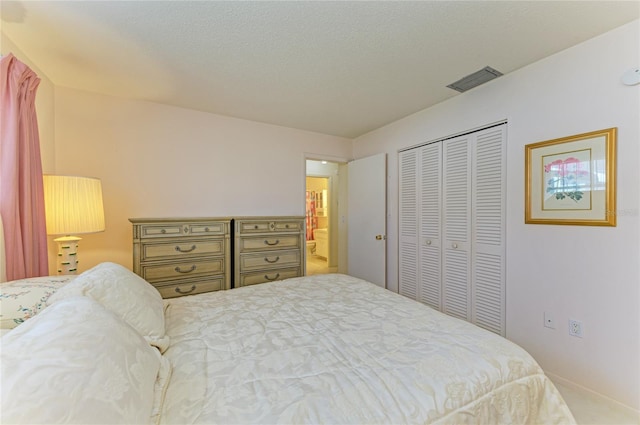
[305,160,341,275]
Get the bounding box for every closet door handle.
[264,239,280,246]
[264,256,280,263]
[425,240,432,245]
[175,265,196,274]
[452,243,458,249]
[264,273,280,281]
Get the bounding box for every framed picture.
[525,128,616,226]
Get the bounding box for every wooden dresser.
[234,216,305,288]
[130,218,231,298]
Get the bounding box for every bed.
[1,262,575,424]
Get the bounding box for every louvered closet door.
[418,143,442,309]
[399,144,442,307]
[397,123,506,336]
[442,136,472,321]
[398,149,418,300]
[471,126,506,335]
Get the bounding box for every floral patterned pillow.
[0,276,74,329]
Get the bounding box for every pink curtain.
[0,53,48,280]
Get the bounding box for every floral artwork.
[542,149,591,210]
[525,128,616,226]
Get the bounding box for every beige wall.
[53,88,352,271]
[353,20,640,410]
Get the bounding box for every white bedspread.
[160,274,575,424]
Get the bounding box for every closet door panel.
[474,252,503,333]
[472,126,506,335]
[443,248,470,320]
[398,150,418,300]
[419,143,442,309]
[474,127,505,248]
[442,136,471,320]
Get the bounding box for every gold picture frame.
[525,128,616,226]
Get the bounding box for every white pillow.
[0,276,74,329]
[47,262,170,352]
[1,296,161,424]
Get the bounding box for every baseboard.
[546,371,640,419]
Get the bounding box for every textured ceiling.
[1,1,638,138]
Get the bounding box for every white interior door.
[348,153,387,287]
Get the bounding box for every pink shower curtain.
[305,191,317,240]
[0,53,49,280]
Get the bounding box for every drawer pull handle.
[264,273,280,281]
[175,245,197,253]
[175,265,196,274]
[264,256,280,263]
[175,285,196,295]
[204,227,210,232]
[254,225,259,229]
[285,224,290,228]
[264,239,280,246]
[161,229,166,234]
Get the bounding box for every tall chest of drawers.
[234,216,305,288]
[130,218,231,298]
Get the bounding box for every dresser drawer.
[239,249,301,271]
[141,239,224,261]
[154,276,225,299]
[188,222,227,236]
[237,267,301,287]
[138,221,227,239]
[272,220,302,232]
[239,235,300,252]
[237,220,271,233]
[139,223,185,238]
[237,219,302,234]
[140,258,224,283]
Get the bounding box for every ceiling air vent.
[447,66,503,92]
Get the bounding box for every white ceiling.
[1,1,638,138]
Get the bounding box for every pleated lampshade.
[43,175,105,236]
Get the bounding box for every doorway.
[305,160,341,275]
[304,155,387,284]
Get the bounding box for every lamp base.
[54,236,82,275]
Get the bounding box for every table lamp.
[43,175,105,275]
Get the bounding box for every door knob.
[375,235,386,240]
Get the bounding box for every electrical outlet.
[544,312,555,329]
[569,319,583,338]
